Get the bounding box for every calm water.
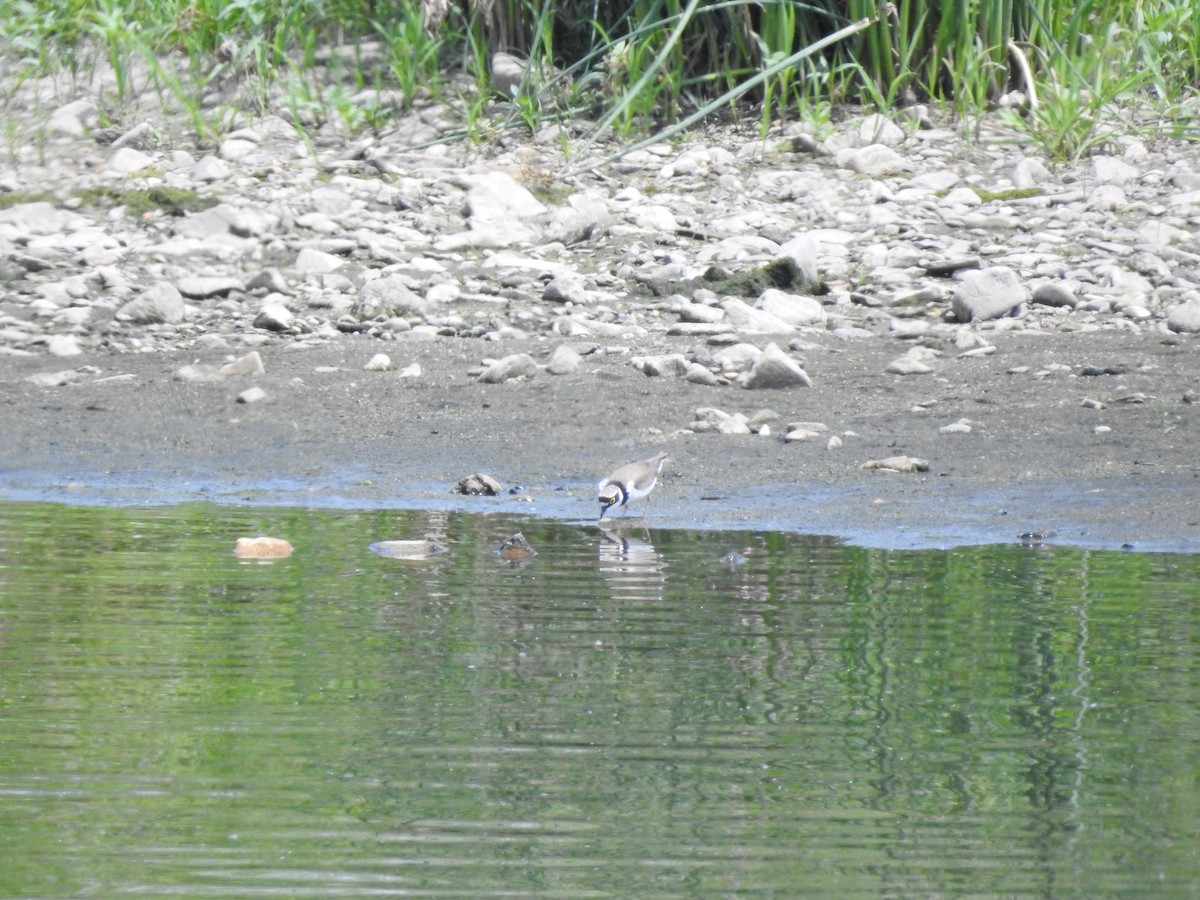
[0,500,1197,898]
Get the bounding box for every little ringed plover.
[598,452,668,519]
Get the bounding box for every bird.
[598,452,668,519]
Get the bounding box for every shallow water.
[1,500,1197,897]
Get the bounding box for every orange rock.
[234,536,293,558]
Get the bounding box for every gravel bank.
[1,64,1198,551]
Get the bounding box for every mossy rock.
[703,257,820,297]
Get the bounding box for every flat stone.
[721,297,794,334]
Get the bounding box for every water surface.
[1,501,1197,896]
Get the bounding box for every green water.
[0,501,1197,897]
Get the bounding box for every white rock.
[398,363,422,378]
[717,416,753,434]
[683,363,721,386]
[46,335,83,357]
[354,275,426,318]
[1166,300,1200,333]
[464,172,547,225]
[254,303,294,332]
[295,247,346,274]
[711,343,763,373]
[951,266,1029,322]
[106,147,154,175]
[740,342,813,389]
[545,344,583,375]
[119,282,186,324]
[364,353,393,371]
[777,233,821,287]
[838,144,909,176]
[858,114,906,146]
[0,202,82,236]
[721,297,794,333]
[887,346,938,375]
[1092,156,1139,186]
[756,289,825,326]
[631,354,688,377]
[1013,157,1051,188]
[237,387,268,404]
[191,156,230,182]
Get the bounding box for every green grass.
[0,0,1196,161]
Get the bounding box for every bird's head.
[598,485,621,518]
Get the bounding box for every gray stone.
[0,202,80,236]
[951,266,1029,322]
[452,473,503,495]
[712,343,763,373]
[756,289,824,326]
[1166,300,1200,334]
[838,143,909,176]
[720,297,794,333]
[631,354,688,377]
[354,276,427,319]
[119,282,186,324]
[545,344,583,374]
[740,342,812,389]
[464,172,547,225]
[683,363,722,386]
[1092,156,1139,186]
[886,346,939,375]
[1032,281,1078,308]
[858,113,906,146]
[46,335,83,357]
[543,276,591,305]
[191,156,230,182]
[295,247,346,274]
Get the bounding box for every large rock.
[740,343,813,389]
[756,289,824,326]
[951,267,1029,322]
[720,297,794,333]
[354,275,428,319]
[118,282,186,324]
[1166,300,1200,334]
